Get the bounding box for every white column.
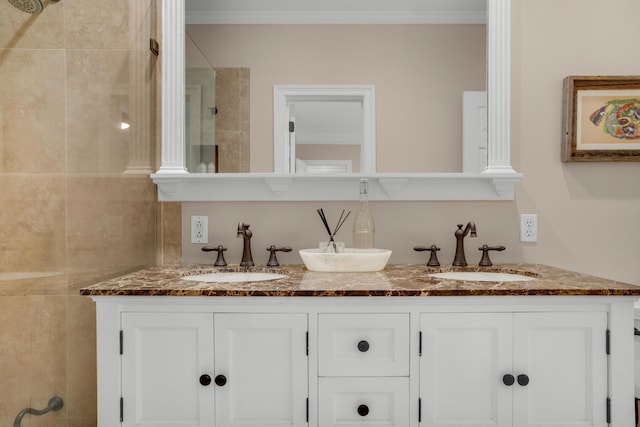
[157,0,187,174]
[485,0,515,174]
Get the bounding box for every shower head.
[8,0,60,14]
[8,0,43,14]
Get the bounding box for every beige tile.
[215,68,241,132]
[0,174,67,277]
[158,202,181,264]
[0,296,67,425]
[66,295,96,422]
[216,130,241,173]
[240,122,250,173]
[66,49,132,173]
[239,70,250,124]
[0,49,65,173]
[66,175,156,283]
[0,0,64,49]
[0,296,31,418]
[64,0,131,49]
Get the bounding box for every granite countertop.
[79,264,640,297]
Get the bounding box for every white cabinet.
[121,312,215,427]
[214,313,308,427]
[119,311,308,427]
[420,312,608,427]
[93,296,635,427]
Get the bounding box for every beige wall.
[186,24,487,172]
[183,0,640,286]
[0,1,159,426]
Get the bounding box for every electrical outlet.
[191,216,208,244]
[520,214,537,242]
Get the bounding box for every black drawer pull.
[357,340,370,352]
[517,374,530,386]
[199,374,211,386]
[215,375,227,387]
[357,404,369,416]
[502,374,514,386]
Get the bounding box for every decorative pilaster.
[485,0,515,174]
[157,0,187,174]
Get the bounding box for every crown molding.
[185,10,486,25]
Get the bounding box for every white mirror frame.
[152,0,521,201]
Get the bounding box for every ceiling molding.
[185,10,486,25]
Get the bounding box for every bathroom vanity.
[81,264,640,427]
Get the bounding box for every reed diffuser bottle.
[352,178,375,249]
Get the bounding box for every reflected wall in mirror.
[293,100,363,173]
[186,32,250,173]
[185,22,486,173]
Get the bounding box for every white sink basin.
[182,272,287,283]
[299,248,392,272]
[429,271,536,282]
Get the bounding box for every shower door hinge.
[150,38,160,56]
[306,331,309,356]
[605,329,610,355]
[419,331,422,356]
[306,398,309,422]
[289,121,295,132]
[120,397,124,422]
[119,330,123,355]
[606,397,611,424]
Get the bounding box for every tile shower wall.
[216,68,250,173]
[0,1,160,426]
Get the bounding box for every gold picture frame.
[562,75,640,162]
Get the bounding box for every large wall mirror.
[153,0,521,201]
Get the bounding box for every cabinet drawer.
[318,377,409,426]
[318,313,409,376]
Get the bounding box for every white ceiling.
[185,0,487,24]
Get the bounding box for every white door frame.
[273,85,376,173]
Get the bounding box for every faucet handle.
[414,245,441,267]
[478,244,505,267]
[266,245,292,267]
[202,245,228,266]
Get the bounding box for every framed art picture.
[562,76,640,161]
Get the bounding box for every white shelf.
[151,172,522,201]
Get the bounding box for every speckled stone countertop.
[79,264,640,297]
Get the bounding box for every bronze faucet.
[237,222,254,267]
[452,222,477,266]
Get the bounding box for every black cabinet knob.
[357,340,370,352]
[517,374,530,386]
[502,374,515,386]
[357,404,369,416]
[199,374,211,386]
[215,375,227,387]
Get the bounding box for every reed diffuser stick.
[317,208,351,252]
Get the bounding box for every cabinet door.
[121,312,214,427]
[420,313,513,427]
[513,312,607,427]
[214,313,308,427]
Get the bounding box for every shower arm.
[13,396,64,427]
